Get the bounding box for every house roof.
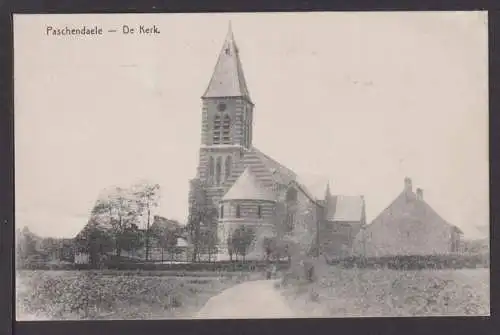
[368,187,463,234]
[222,167,276,202]
[326,195,365,222]
[176,237,189,248]
[150,216,180,232]
[202,23,251,102]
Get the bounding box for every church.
[188,24,366,261]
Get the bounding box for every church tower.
[196,23,254,196]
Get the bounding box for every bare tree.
[133,183,161,261]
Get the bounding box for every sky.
[14,12,489,239]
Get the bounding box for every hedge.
[327,253,489,270]
[18,254,489,272]
[102,259,290,272]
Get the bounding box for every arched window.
[236,204,241,218]
[225,156,232,180]
[286,213,295,232]
[215,157,222,185]
[208,156,214,178]
[286,187,298,202]
[245,112,250,147]
[257,205,262,219]
[220,204,224,219]
[222,114,231,144]
[213,115,221,144]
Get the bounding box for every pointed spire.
[227,20,233,38]
[202,23,251,102]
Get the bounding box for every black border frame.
[1,1,498,335]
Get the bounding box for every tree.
[117,223,144,257]
[89,186,142,257]
[151,223,178,262]
[187,179,205,262]
[202,228,218,262]
[16,227,38,266]
[268,198,319,282]
[133,183,160,261]
[229,226,256,261]
[186,179,217,262]
[75,220,114,267]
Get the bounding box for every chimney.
[416,188,423,201]
[404,177,413,193]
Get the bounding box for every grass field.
[280,267,490,317]
[16,270,258,320]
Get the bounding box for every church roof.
[251,147,296,184]
[222,167,276,202]
[326,195,365,222]
[295,173,330,202]
[202,23,252,102]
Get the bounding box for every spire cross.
[225,21,234,55]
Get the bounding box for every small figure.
[266,264,272,279]
[271,264,277,279]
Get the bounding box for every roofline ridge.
[202,36,228,97]
[252,147,297,177]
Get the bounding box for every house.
[320,189,367,259]
[352,177,463,257]
[187,24,365,261]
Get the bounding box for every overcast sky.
[14,12,488,239]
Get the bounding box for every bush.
[281,267,489,317]
[16,270,226,320]
[327,254,489,270]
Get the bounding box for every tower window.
[208,156,214,178]
[225,156,232,180]
[218,103,227,112]
[222,114,231,144]
[213,115,221,144]
[257,205,262,219]
[220,204,224,219]
[236,204,241,218]
[286,188,298,202]
[215,157,222,185]
[286,213,295,232]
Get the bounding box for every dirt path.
[195,279,296,319]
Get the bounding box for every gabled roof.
[326,195,365,222]
[150,215,181,232]
[222,167,276,202]
[202,23,251,102]
[367,186,462,234]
